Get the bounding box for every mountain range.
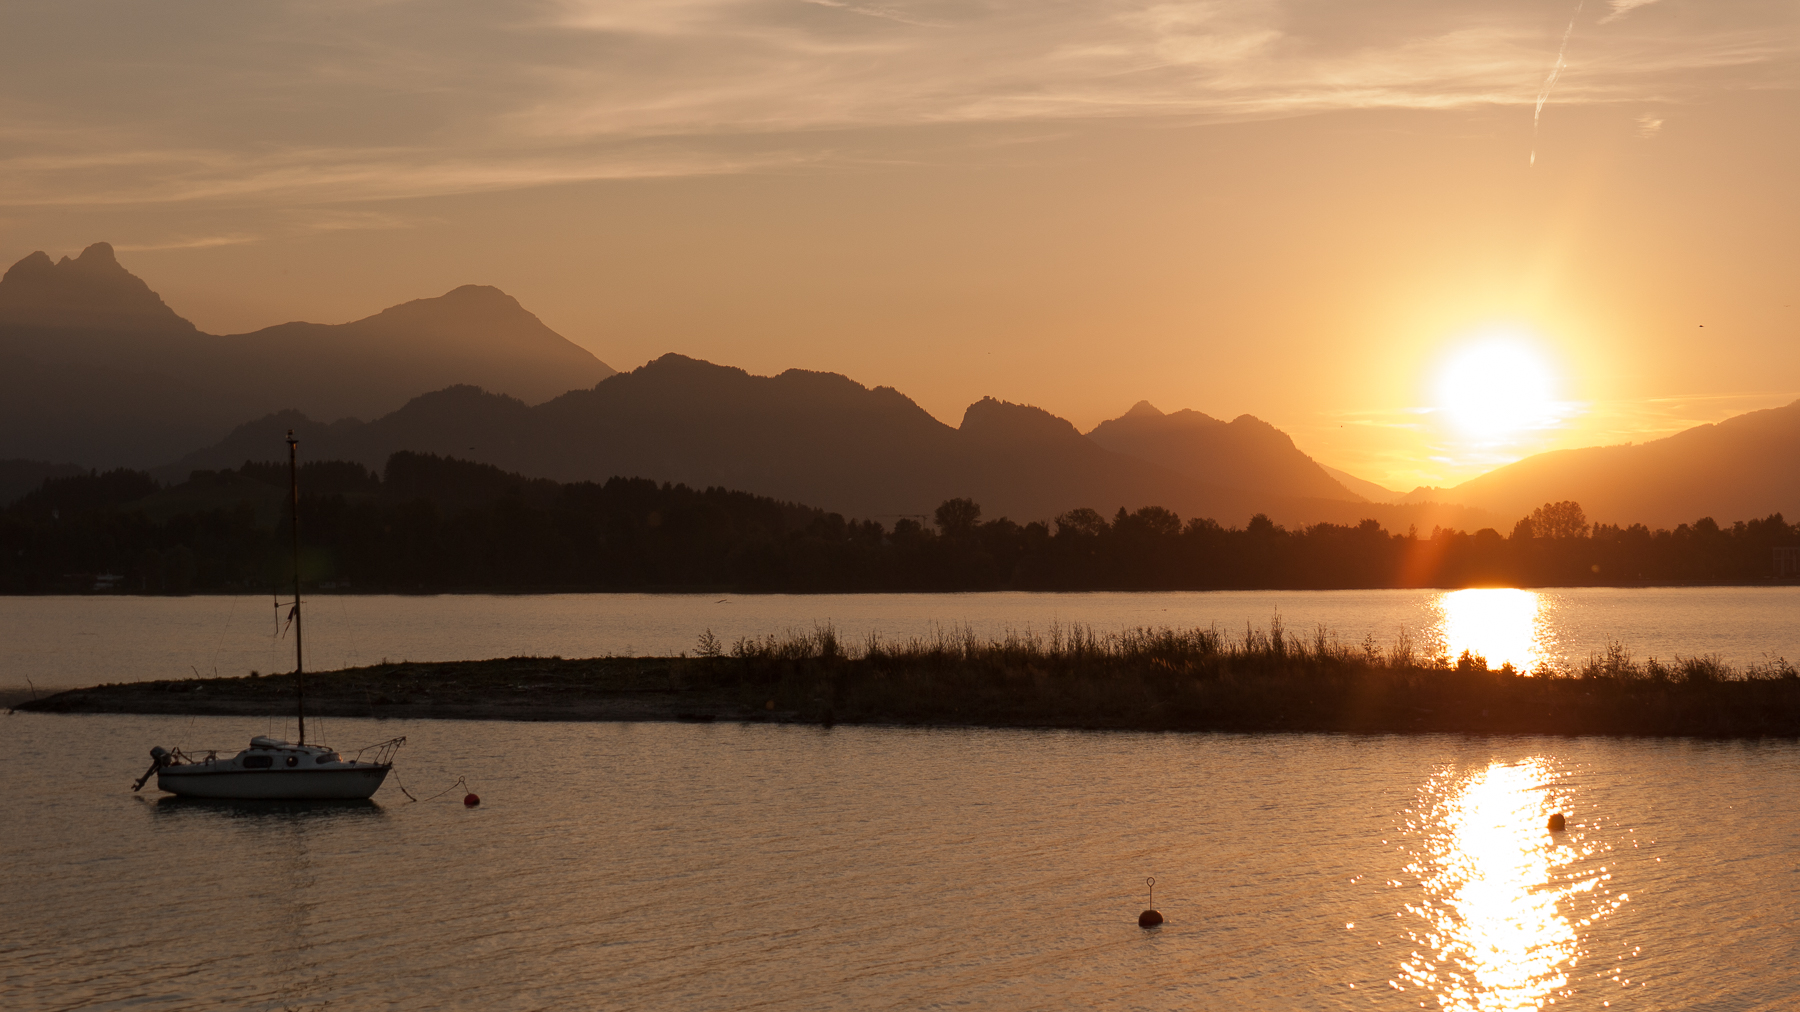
[0,243,614,467]
[5,243,1793,533]
[158,352,1494,531]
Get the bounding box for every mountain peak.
[0,242,195,334]
[364,284,533,330]
[1087,402,1362,501]
[73,242,118,266]
[439,283,520,307]
[346,284,611,378]
[960,396,1084,444]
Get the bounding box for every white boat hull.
[158,765,390,800]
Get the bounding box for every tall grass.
[718,620,1796,681]
[724,619,1439,671]
[700,619,1800,734]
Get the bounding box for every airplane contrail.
[1532,1,1586,167]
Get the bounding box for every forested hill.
[2,454,1793,594]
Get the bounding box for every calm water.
[3,587,1798,693]
[6,713,1800,1010]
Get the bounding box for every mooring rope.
[392,770,468,804]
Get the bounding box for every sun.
[1433,336,1561,440]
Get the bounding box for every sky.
[2,0,1796,490]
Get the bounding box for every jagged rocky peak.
[1088,401,1226,437]
[959,396,1083,443]
[60,241,119,268]
[0,241,196,333]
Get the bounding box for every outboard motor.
[133,746,171,792]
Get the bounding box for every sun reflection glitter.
[1395,761,1627,1011]
[1435,589,1549,672]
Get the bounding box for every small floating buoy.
[464,793,481,807]
[1547,812,1565,831]
[1138,876,1163,928]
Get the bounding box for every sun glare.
[1434,337,1561,440]
[1398,760,1627,1010]
[1436,588,1551,673]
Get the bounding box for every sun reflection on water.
[1397,760,1627,1010]
[1435,589,1551,672]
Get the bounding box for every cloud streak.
[1531,1,1585,167]
[0,0,1792,209]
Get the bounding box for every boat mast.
[287,429,305,746]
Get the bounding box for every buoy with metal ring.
[464,793,481,806]
[1138,876,1163,928]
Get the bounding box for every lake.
[3,587,1797,694]
[6,713,1800,1010]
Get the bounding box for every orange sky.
[2,0,1795,491]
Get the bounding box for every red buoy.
[464,793,481,806]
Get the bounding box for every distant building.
[1777,547,1800,579]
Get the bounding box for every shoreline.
[16,649,1800,739]
[4,579,1797,598]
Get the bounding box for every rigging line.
[337,593,362,669]
[209,592,241,679]
[1531,0,1585,167]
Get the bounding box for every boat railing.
[168,747,221,765]
[350,736,406,766]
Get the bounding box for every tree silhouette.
[1054,507,1108,538]
[934,498,982,538]
[1529,501,1589,540]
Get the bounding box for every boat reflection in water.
[149,795,385,820]
[1397,760,1629,1010]
[1434,588,1555,673]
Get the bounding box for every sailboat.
[134,430,403,800]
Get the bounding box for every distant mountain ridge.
[0,243,196,334]
[1086,400,1363,502]
[1321,465,1405,504]
[161,353,1496,533]
[0,243,615,468]
[1396,400,1800,528]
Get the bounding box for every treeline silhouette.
[1,453,1793,594]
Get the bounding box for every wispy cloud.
[0,0,1791,210]
[1575,390,1800,446]
[1602,0,1661,24]
[109,210,425,253]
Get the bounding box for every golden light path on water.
[1434,588,1554,672]
[1396,760,1630,1010]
